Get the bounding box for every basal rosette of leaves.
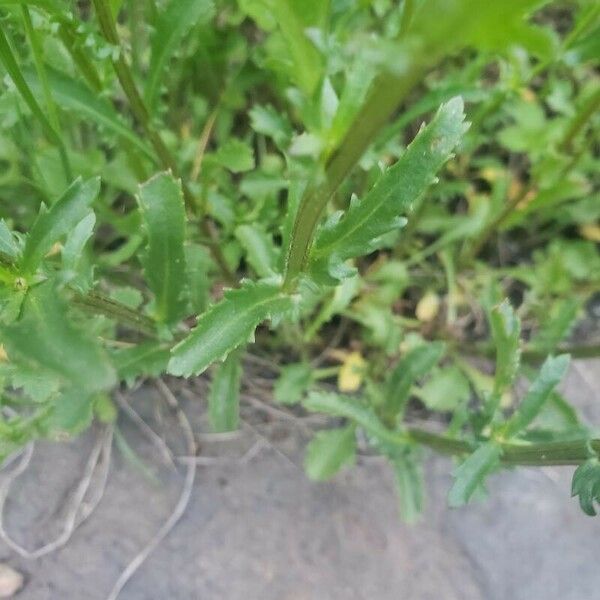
[0,0,598,520]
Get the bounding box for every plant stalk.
[91,0,235,284]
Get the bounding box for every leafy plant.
[0,0,598,521]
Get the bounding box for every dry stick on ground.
[114,390,177,470]
[0,426,113,559]
[106,380,197,600]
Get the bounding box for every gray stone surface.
[0,360,598,600]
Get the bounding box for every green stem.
[72,289,157,338]
[283,64,427,288]
[557,86,600,153]
[21,5,60,131]
[407,427,600,466]
[0,24,72,180]
[91,0,235,284]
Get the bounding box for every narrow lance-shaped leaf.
[310,97,468,282]
[384,342,446,418]
[392,453,424,523]
[502,354,571,439]
[138,172,187,325]
[486,300,521,417]
[168,280,293,377]
[304,425,356,481]
[111,342,171,386]
[20,177,100,275]
[448,442,502,508]
[208,350,243,433]
[24,67,154,160]
[235,224,279,278]
[303,392,406,447]
[145,0,215,113]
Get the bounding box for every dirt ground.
[0,359,598,600]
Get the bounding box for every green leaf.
[20,177,100,275]
[274,362,313,405]
[138,172,187,325]
[448,442,502,508]
[235,224,278,278]
[112,342,170,385]
[0,220,19,260]
[145,0,215,113]
[488,300,521,413]
[572,458,600,516]
[418,365,470,412]
[184,244,211,314]
[1,281,116,394]
[304,392,405,447]
[168,280,292,377]
[392,452,424,523]
[310,97,468,282]
[502,354,571,439]
[61,212,95,289]
[214,139,255,173]
[249,104,293,149]
[530,299,580,354]
[208,349,242,432]
[24,67,153,159]
[384,342,446,418]
[304,425,356,481]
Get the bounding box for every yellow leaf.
[338,351,366,393]
[0,345,7,362]
[580,223,600,242]
[416,291,440,322]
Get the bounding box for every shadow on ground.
[0,360,598,600]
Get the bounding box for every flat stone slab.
[0,360,598,599]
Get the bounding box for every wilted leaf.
[338,351,366,393]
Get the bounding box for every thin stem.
[91,0,235,283]
[72,290,157,338]
[283,63,427,288]
[407,427,600,466]
[557,86,600,153]
[0,25,72,180]
[21,5,60,131]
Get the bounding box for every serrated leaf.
[20,177,100,274]
[384,342,445,418]
[168,280,292,377]
[572,459,600,516]
[448,442,502,508]
[304,425,356,481]
[392,452,424,523]
[502,354,571,439]
[145,0,215,113]
[304,391,405,447]
[274,362,313,405]
[310,98,468,282]
[530,299,580,354]
[112,342,170,386]
[208,349,242,432]
[138,172,187,325]
[235,224,279,278]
